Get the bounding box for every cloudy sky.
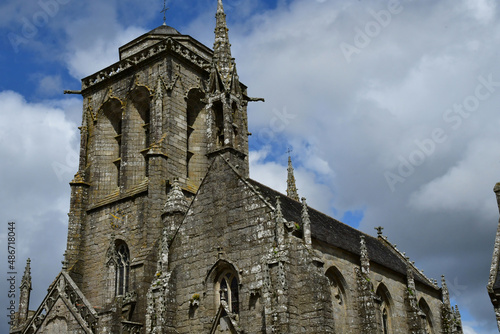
[0,0,499,332]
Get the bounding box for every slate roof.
[247,178,436,288]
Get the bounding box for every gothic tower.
[62,1,250,330]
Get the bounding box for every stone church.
[10,1,463,333]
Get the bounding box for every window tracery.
[376,284,392,334]
[418,298,434,334]
[116,242,130,296]
[216,270,239,314]
[325,266,348,332]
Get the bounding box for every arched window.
[123,87,150,188]
[231,101,239,148]
[212,100,224,147]
[376,284,392,334]
[216,270,239,314]
[92,98,122,197]
[116,242,130,296]
[186,89,207,183]
[418,298,434,334]
[382,308,389,334]
[325,266,348,332]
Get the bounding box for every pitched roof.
[246,178,436,288]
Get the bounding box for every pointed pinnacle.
[287,155,299,201]
[360,235,370,274]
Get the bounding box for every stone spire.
[18,258,32,325]
[206,0,249,176]
[287,155,299,201]
[360,236,370,275]
[301,197,312,247]
[212,0,236,91]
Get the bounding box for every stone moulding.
[87,179,149,212]
[81,37,212,92]
[21,271,98,334]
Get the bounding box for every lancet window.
[376,283,392,334]
[216,270,239,314]
[418,298,434,334]
[115,242,130,296]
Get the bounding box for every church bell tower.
[63,1,251,330]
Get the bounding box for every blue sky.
[1,0,500,333]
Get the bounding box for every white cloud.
[35,74,63,96]
[0,91,79,324]
[464,0,496,24]
[463,325,479,334]
[249,147,287,194]
[64,25,146,79]
[409,138,500,220]
[249,147,336,215]
[230,1,500,331]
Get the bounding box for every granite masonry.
[10,1,463,333]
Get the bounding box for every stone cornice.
[81,37,212,92]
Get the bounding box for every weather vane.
[286,147,293,156]
[161,0,169,25]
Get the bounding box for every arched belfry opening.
[211,100,225,148]
[231,101,239,148]
[186,88,208,184]
[92,98,123,198]
[123,86,151,188]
